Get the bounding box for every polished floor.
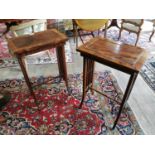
[1,21,155,134]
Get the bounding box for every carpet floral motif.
[140,56,155,92]
[0,71,143,135]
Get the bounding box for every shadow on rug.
[0,71,143,135]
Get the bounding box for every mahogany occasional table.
[8,29,68,102]
[76,37,148,129]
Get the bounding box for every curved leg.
[149,29,155,42]
[91,32,95,38]
[118,28,122,40]
[135,33,140,46]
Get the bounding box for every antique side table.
[77,37,148,129]
[8,29,68,102]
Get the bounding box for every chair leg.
[104,22,108,38]
[135,33,140,46]
[149,29,155,42]
[91,32,95,38]
[98,29,100,36]
[78,30,84,44]
[118,29,122,40]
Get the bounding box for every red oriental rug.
[0,71,143,135]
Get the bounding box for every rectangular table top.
[8,29,68,55]
[77,37,148,72]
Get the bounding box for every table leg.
[56,45,68,89]
[86,59,95,95]
[112,72,138,129]
[79,58,94,108]
[17,55,36,101]
[79,57,88,108]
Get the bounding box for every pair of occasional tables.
[8,29,147,129]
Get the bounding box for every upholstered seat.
[122,23,140,32]
[118,19,144,46]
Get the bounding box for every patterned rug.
[0,23,73,69]
[0,71,143,135]
[140,57,155,92]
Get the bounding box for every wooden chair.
[73,19,109,47]
[8,19,52,71]
[118,19,144,46]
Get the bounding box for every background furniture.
[118,19,144,46]
[9,19,52,71]
[107,19,120,29]
[8,29,68,102]
[0,19,23,36]
[77,37,147,129]
[73,19,109,47]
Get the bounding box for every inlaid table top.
[77,37,148,72]
[8,29,68,55]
